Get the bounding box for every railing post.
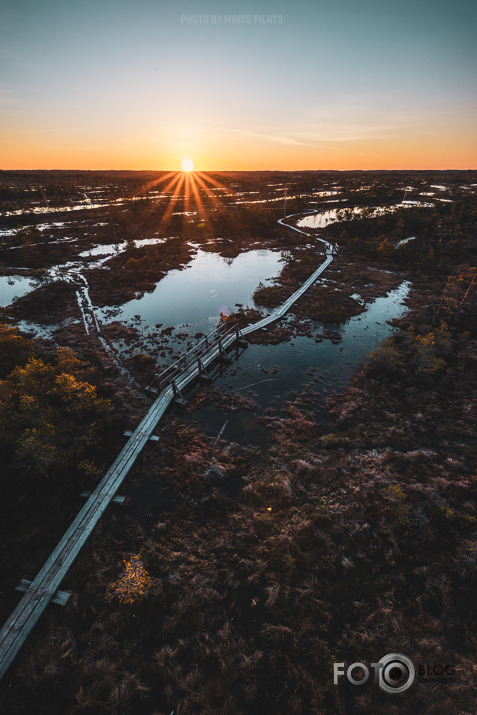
[197,357,211,383]
[171,379,186,405]
[234,325,248,349]
[217,337,231,364]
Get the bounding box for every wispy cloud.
[355,151,384,158]
[223,111,397,146]
[292,120,397,143]
[226,128,315,147]
[291,101,402,142]
[35,127,88,133]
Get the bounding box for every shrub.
[106,555,154,605]
[367,338,403,377]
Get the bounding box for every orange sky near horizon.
[2,125,475,172]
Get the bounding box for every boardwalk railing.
[0,214,335,682]
[152,322,247,394]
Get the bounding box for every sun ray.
[196,171,235,197]
[137,171,179,197]
[192,173,227,216]
[192,173,237,216]
[114,167,237,237]
[189,172,213,234]
[111,171,178,207]
[162,172,183,196]
[155,172,183,226]
[104,170,187,228]
[192,172,214,197]
[158,173,186,232]
[183,172,193,230]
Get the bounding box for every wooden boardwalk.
[0,215,334,682]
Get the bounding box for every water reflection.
[0,275,38,307]
[79,243,127,257]
[297,202,434,229]
[98,248,284,332]
[193,282,411,444]
[297,210,340,228]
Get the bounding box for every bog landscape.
[0,168,476,713]
[1,0,476,711]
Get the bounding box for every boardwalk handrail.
[154,322,241,390]
[0,211,334,682]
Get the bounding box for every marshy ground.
[0,169,476,713]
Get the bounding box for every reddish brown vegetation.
[0,171,476,713]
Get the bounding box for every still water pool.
[192,281,411,444]
[0,275,38,307]
[98,248,284,333]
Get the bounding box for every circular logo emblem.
[377,653,415,693]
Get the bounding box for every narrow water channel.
[191,281,411,445]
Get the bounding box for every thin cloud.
[356,151,384,158]
[292,122,397,143]
[226,128,315,147]
[224,119,396,146]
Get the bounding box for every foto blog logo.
[334,653,415,694]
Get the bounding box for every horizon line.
[1,167,476,173]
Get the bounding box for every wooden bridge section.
[0,219,334,682]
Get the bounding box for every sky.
[1,0,476,170]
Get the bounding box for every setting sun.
[181,158,194,172]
